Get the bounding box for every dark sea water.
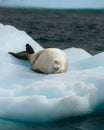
[0,115,104,130]
[0,8,104,55]
[0,8,104,130]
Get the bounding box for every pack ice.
[0,23,104,122]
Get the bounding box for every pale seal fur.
[9,44,68,74]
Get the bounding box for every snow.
[0,23,104,122]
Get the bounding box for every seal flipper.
[26,44,34,54]
[9,51,27,60]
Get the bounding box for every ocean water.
[0,8,104,55]
[0,8,104,130]
[0,115,104,130]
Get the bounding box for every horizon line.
[0,6,104,10]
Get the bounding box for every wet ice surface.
[0,24,104,123]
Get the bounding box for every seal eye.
[26,44,34,54]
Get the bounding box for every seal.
[9,44,68,74]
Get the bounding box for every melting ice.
[0,23,104,122]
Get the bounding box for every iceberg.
[0,23,104,122]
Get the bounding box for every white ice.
[0,23,104,122]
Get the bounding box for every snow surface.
[0,23,104,122]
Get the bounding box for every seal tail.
[9,51,28,60]
[9,43,34,60]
